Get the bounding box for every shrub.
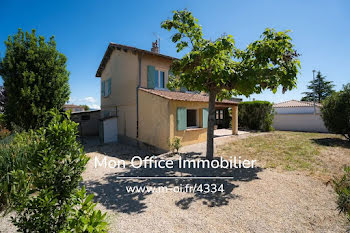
[169,137,182,154]
[321,83,350,141]
[0,132,32,213]
[238,101,274,131]
[333,167,350,223]
[0,111,108,232]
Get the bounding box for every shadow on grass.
[311,137,350,149]
[84,154,262,214]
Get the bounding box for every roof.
[273,100,322,108]
[96,43,177,77]
[63,104,84,108]
[139,88,241,105]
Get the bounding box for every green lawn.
[218,131,350,181]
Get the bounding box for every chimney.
[151,40,159,53]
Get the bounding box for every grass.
[218,131,350,181]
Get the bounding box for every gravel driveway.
[82,134,347,233]
[0,134,347,232]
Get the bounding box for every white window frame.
[154,69,168,89]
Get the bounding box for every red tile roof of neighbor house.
[96,43,177,77]
[139,88,241,105]
[273,100,322,108]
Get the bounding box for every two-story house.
[95,42,240,151]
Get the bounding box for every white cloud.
[67,96,100,110]
[82,96,97,104]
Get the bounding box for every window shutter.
[176,107,187,131]
[107,79,111,96]
[101,81,105,97]
[147,65,155,88]
[202,108,208,128]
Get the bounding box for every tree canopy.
[301,71,335,103]
[0,29,70,130]
[321,83,350,141]
[162,10,300,159]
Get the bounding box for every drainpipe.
[136,54,142,138]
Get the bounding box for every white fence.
[273,113,328,133]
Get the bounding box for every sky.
[1,0,349,109]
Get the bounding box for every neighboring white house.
[273,100,328,133]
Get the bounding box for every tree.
[321,83,350,141]
[0,29,70,130]
[301,71,334,102]
[81,104,90,111]
[162,10,300,159]
[0,86,5,113]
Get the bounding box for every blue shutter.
[202,108,208,128]
[160,71,164,88]
[101,81,105,97]
[154,70,159,88]
[147,65,155,88]
[107,79,111,96]
[176,107,187,131]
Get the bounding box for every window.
[101,79,111,97]
[154,70,166,88]
[187,109,197,127]
[216,110,224,120]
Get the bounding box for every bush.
[334,167,350,223]
[168,137,182,154]
[321,83,350,141]
[238,101,274,131]
[0,132,32,213]
[0,111,108,232]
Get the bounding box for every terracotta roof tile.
[273,100,322,108]
[139,88,241,104]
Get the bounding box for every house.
[63,104,85,113]
[95,41,241,151]
[273,100,328,133]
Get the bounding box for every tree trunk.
[206,90,217,160]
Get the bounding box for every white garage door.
[103,117,118,143]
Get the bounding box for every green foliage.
[162,10,300,97]
[301,71,335,102]
[238,101,274,131]
[0,111,108,232]
[321,83,350,140]
[81,105,90,111]
[333,166,350,223]
[0,29,70,130]
[0,133,32,213]
[162,10,300,158]
[168,136,182,154]
[63,187,108,233]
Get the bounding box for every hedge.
[238,101,274,131]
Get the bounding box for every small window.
[160,71,165,88]
[220,110,224,120]
[154,69,167,89]
[216,110,219,120]
[187,109,197,127]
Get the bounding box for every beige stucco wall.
[99,49,173,140]
[140,55,172,88]
[138,90,170,150]
[170,101,209,147]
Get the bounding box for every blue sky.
[1,0,349,108]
